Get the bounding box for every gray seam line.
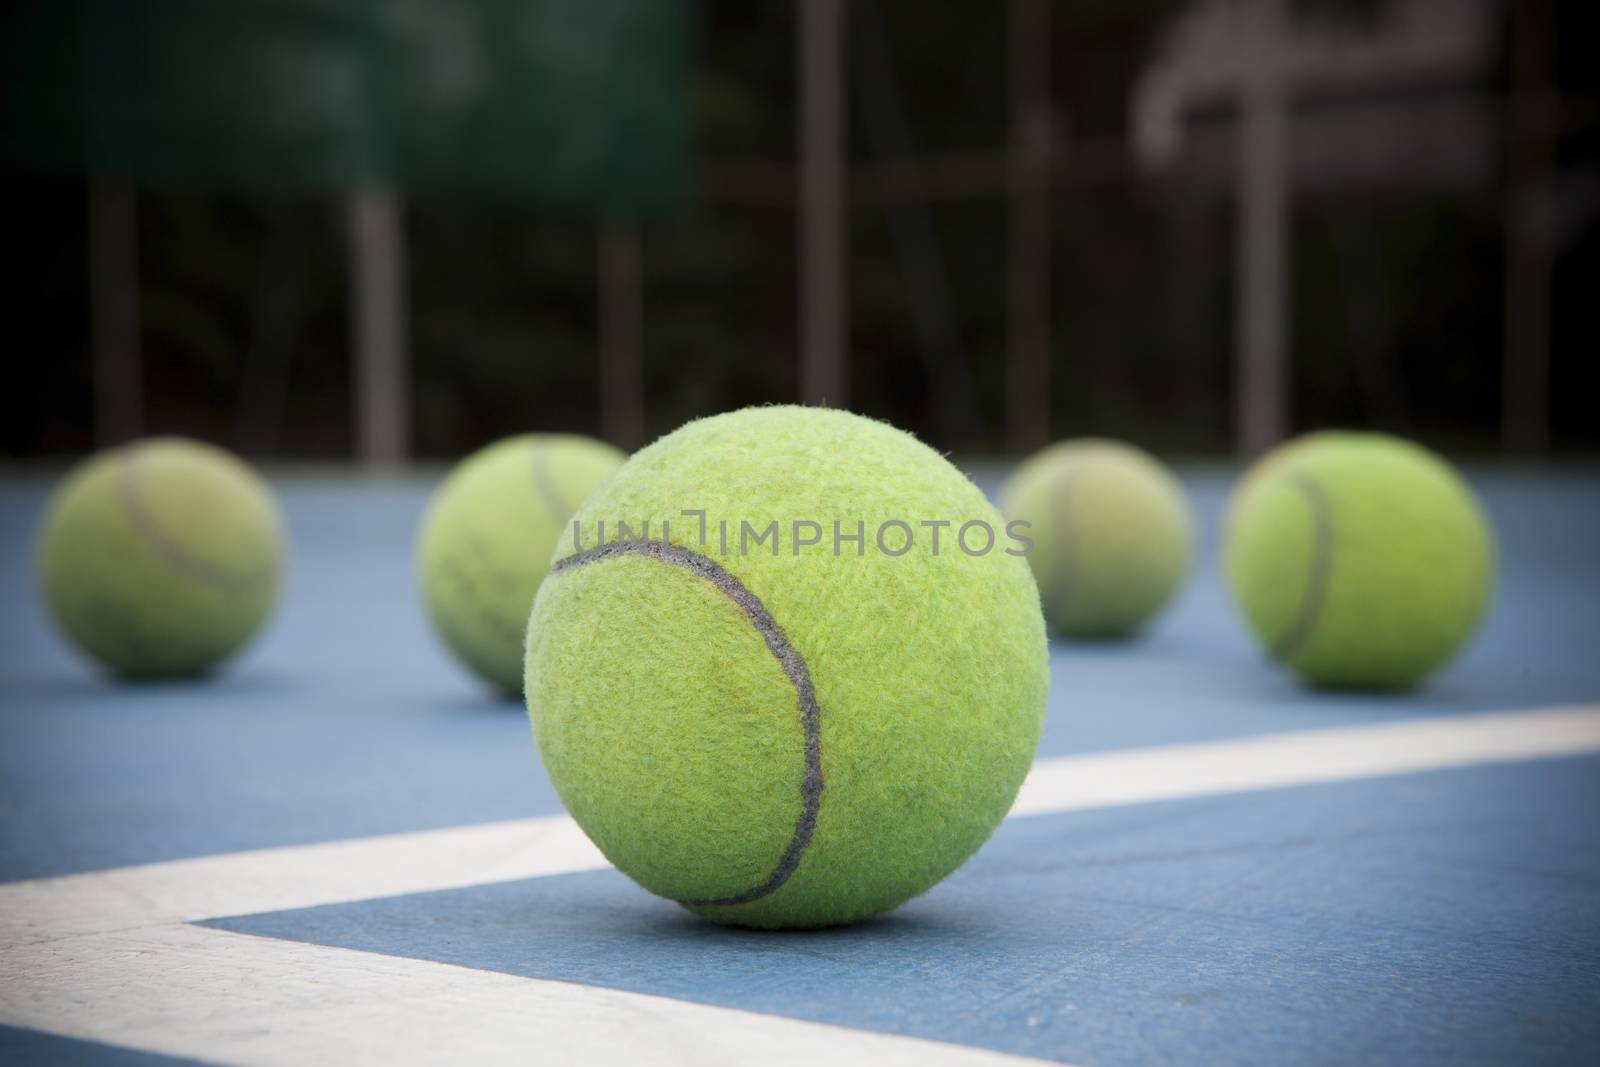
[1047,467,1080,615]
[551,538,823,907]
[118,450,275,596]
[530,442,571,524]
[1272,472,1334,661]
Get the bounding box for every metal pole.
[1502,1,1553,457]
[348,186,409,465]
[855,0,983,445]
[89,179,141,446]
[599,218,645,448]
[1234,0,1289,456]
[799,0,846,407]
[1007,0,1052,454]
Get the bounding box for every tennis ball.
[1001,439,1193,638]
[35,437,284,679]
[418,434,624,693]
[1225,432,1495,690]
[525,406,1048,929]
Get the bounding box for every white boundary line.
[1012,703,1600,815]
[2,924,1043,1067]
[2,705,1598,1066]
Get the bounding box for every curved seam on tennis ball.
[1271,472,1334,662]
[117,449,275,596]
[1045,467,1081,616]
[530,442,571,525]
[550,538,824,906]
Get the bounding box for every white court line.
[2,704,1598,1066]
[1012,703,1600,816]
[0,809,605,945]
[1,925,1045,1067]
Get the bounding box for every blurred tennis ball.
[1225,432,1495,690]
[35,437,284,679]
[1001,439,1193,638]
[418,434,624,693]
[525,406,1048,929]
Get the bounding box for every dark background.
[4,0,1596,460]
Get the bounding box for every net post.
[799,0,847,408]
[1234,0,1289,456]
[599,218,645,448]
[89,179,142,447]
[348,185,409,466]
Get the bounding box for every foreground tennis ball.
[35,437,283,678]
[526,406,1048,929]
[1001,439,1193,638]
[1225,432,1495,690]
[418,434,624,693]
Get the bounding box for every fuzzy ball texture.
[418,434,624,694]
[525,406,1049,929]
[1225,432,1495,690]
[1001,439,1193,638]
[35,437,284,679]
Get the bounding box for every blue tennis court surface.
[209,756,1600,1065]
[2,466,1598,1064]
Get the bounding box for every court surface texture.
[2,465,1597,1066]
